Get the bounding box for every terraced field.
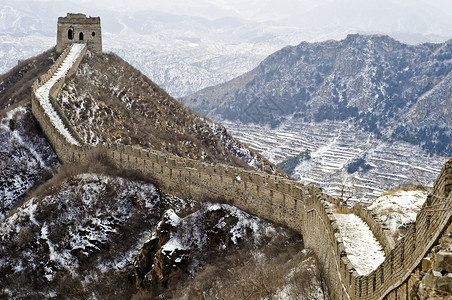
[221,119,447,202]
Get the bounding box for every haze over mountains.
[3,0,452,97]
[181,34,452,200]
[183,34,452,155]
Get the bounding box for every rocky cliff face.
[182,34,452,156]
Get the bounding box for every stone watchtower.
[56,13,102,53]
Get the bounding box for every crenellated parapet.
[30,42,452,299]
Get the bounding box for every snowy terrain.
[0,173,161,298]
[0,107,58,221]
[54,51,281,175]
[0,172,315,299]
[221,119,447,202]
[202,117,264,171]
[368,188,429,239]
[333,212,385,275]
[2,1,452,98]
[156,203,278,256]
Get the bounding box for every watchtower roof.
[58,13,100,24]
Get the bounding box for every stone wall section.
[351,204,396,255]
[31,47,452,300]
[31,44,87,160]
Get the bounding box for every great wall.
[30,25,452,299]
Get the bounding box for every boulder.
[433,251,452,273]
[422,270,452,293]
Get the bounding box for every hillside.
[1,167,319,299]
[220,119,447,201]
[0,104,322,299]
[0,107,59,221]
[182,34,452,156]
[0,49,57,110]
[2,40,452,298]
[5,1,452,99]
[56,51,282,175]
[368,186,430,240]
[0,50,62,220]
[0,47,321,299]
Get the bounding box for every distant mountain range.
[182,34,452,156]
[3,0,452,98]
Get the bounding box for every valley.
[221,118,448,201]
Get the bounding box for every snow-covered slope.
[183,35,452,158]
[0,173,161,298]
[56,51,282,175]
[3,1,452,98]
[368,188,429,239]
[0,107,58,221]
[0,172,316,299]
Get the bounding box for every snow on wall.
[33,44,86,146]
[333,213,385,275]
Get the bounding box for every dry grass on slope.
[0,49,57,111]
[58,51,283,175]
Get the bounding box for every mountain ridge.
[182,34,452,156]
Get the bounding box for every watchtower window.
[79,32,84,41]
[68,29,74,40]
[92,32,95,37]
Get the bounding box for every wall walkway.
[31,45,452,300]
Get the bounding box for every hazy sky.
[70,0,452,19]
[16,0,452,20]
[72,0,452,17]
[3,0,452,95]
[4,0,452,41]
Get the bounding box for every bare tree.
[335,172,362,206]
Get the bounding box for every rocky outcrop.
[420,221,452,296]
[132,205,275,290]
[132,210,188,288]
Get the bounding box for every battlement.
[56,13,102,53]
[58,13,100,24]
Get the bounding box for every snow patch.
[162,237,186,256]
[164,209,181,227]
[368,189,428,237]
